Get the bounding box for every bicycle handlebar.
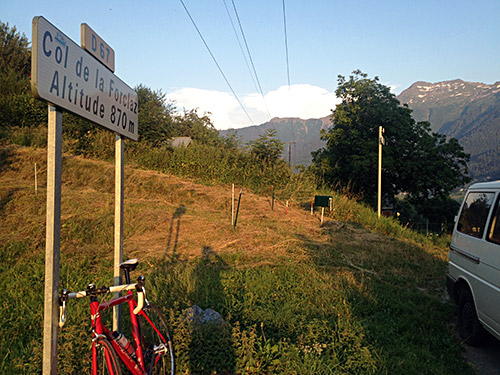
[59,279,146,328]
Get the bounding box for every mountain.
[220,116,332,166]
[397,79,500,180]
[396,79,500,132]
[221,79,500,181]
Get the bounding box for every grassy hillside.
[0,145,473,374]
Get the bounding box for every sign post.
[114,134,124,332]
[378,126,385,219]
[42,105,62,375]
[32,16,138,374]
[82,20,123,333]
[314,195,332,225]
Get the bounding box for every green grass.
[0,146,474,374]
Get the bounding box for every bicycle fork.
[90,298,144,375]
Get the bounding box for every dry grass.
[0,145,326,265]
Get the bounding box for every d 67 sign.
[31,16,138,141]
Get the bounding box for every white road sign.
[31,16,138,141]
[81,23,115,72]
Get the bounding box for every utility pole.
[378,126,385,219]
[284,141,296,166]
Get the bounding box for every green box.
[314,195,331,208]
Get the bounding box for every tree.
[135,84,175,146]
[220,129,242,150]
[248,128,284,163]
[0,21,30,81]
[0,20,45,129]
[135,85,222,147]
[175,109,220,146]
[311,70,470,207]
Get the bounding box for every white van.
[448,181,500,345]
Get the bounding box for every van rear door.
[480,193,500,334]
[451,191,497,331]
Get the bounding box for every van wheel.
[458,288,485,346]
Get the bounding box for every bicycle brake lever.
[137,275,149,305]
[59,299,66,328]
[58,289,69,328]
[143,286,149,306]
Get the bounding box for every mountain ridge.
[397,79,500,180]
[220,116,332,166]
[220,79,500,180]
[397,79,500,132]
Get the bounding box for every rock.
[184,305,225,325]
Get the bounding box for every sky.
[2,0,500,129]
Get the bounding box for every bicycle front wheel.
[139,304,175,375]
[95,339,122,375]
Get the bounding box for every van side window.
[457,192,495,238]
[487,195,500,245]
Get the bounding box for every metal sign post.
[42,105,62,375]
[113,135,124,332]
[378,126,385,219]
[32,16,138,373]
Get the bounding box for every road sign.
[314,195,331,208]
[31,16,138,141]
[81,23,115,72]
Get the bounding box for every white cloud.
[384,81,401,94]
[167,84,339,130]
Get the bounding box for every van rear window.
[487,196,500,245]
[457,192,495,238]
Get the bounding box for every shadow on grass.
[163,204,186,262]
[187,246,235,374]
[298,221,475,375]
[0,146,15,174]
[0,187,20,214]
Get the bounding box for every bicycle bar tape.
[133,290,144,315]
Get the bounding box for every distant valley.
[221,79,500,181]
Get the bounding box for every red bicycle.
[59,259,175,375]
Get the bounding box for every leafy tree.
[312,70,470,208]
[0,20,45,129]
[175,109,220,146]
[220,129,242,150]
[135,86,221,147]
[0,20,30,81]
[394,196,460,233]
[135,84,175,146]
[248,128,284,163]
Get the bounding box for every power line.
[282,0,291,90]
[222,0,259,95]
[282,0,295,145]
[230,0,272,119]
[179,0,254,125]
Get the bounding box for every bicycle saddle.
[118,258,139,271]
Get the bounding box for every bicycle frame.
[60,259,172,374]
[91,289,147,375]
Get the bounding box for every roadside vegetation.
[0,20,475,374]
[1,145,474,374]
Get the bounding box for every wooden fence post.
[234,188,242,228]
